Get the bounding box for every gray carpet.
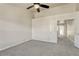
[0,39,79,56]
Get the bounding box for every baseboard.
[0,39,31,51]
[32,39,57,44]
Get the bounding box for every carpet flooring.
[0,39,79,56]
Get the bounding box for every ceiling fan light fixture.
[34,4,39,9]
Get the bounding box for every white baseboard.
[32,39,57,43]
[0,39,31,51]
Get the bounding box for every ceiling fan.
[27,3,49,12]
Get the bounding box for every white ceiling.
[0,3,68,12]
[25,3,68,12]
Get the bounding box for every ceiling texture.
[25,3,68,12]
[0,3,69,18]
[0,3,68,12]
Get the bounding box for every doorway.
[57,20,67,39]
[57,19,74,40]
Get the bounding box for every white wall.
[0,5,32,50]
[73,12,79,48]
[32,17,53,43]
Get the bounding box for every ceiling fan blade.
[27,5,34,9]
[40,4,49,8]
[37,8,40,12]
[34,3,40,5]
